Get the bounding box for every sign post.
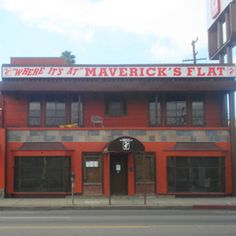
[108,153,111,205]
[71,172,75,206]
[142,152,147,205]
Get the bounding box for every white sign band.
[2,65,236,78]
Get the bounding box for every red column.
[103,153,109,196]
[128,153,135,195]
[73,151,82,194]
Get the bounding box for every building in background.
[0,58,235,197]
[207,0,236,196]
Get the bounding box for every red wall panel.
[84,94,148,128]
[5,95,28,127]
[83,94,105,127]
[11,57,66,65]
[205,93,223,127]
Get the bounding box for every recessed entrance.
[110,153,128,195]
[105,136,145,197]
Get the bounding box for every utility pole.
[183,37,206,64]
[191,38,198,64]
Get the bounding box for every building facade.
[0,57,236,197]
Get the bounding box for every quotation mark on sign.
[4,69,12,76]
[228,67,236,76]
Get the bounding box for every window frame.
[134,153,155,183]
[45,95,66,127]
[28,97,42,127]
[70,95,83,126]
[148,95,161,126]
[28,94,83,127]
[191,99,205,126]
[166,98,187,126]
[105,95,127,116]
[83,153,103,184]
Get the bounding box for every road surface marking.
[0,224,236,230]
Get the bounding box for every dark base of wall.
[83,184,103,195]
[6,192,71,198]
[135,183,155,194]
[164,192,230,197]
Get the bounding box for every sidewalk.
[1,196,236,210]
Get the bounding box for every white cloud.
[0,0,208,62]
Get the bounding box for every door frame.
[110,152,128,195]
[104,136,146,204]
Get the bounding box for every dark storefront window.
[192,101,204,126]
[14,157,71,192]
[28,101,41,126]
[105,96,127,116]
[166,100,187,126]
[83,153,102,183]
[135,153,155,182]
[46,96,66,126]
[148,95,161,126]
[167,157,225,192]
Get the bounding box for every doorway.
[110,153,128,195]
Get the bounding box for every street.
[0,209,235,236]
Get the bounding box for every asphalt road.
[0,209,235,236]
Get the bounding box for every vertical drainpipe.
[225,10,236,194]
[229,91,236,196]
[2,93,7,198]
[1,92,5,128]
[226,35,236,195]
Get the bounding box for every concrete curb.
[192,205,236,210]
[0,205,193,211]
[1,204,236,211]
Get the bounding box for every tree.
[61,51,76,65]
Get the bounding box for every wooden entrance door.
[110,153,128,195]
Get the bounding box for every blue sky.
[0,0,228,66]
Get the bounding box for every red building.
[0,57,236,198]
